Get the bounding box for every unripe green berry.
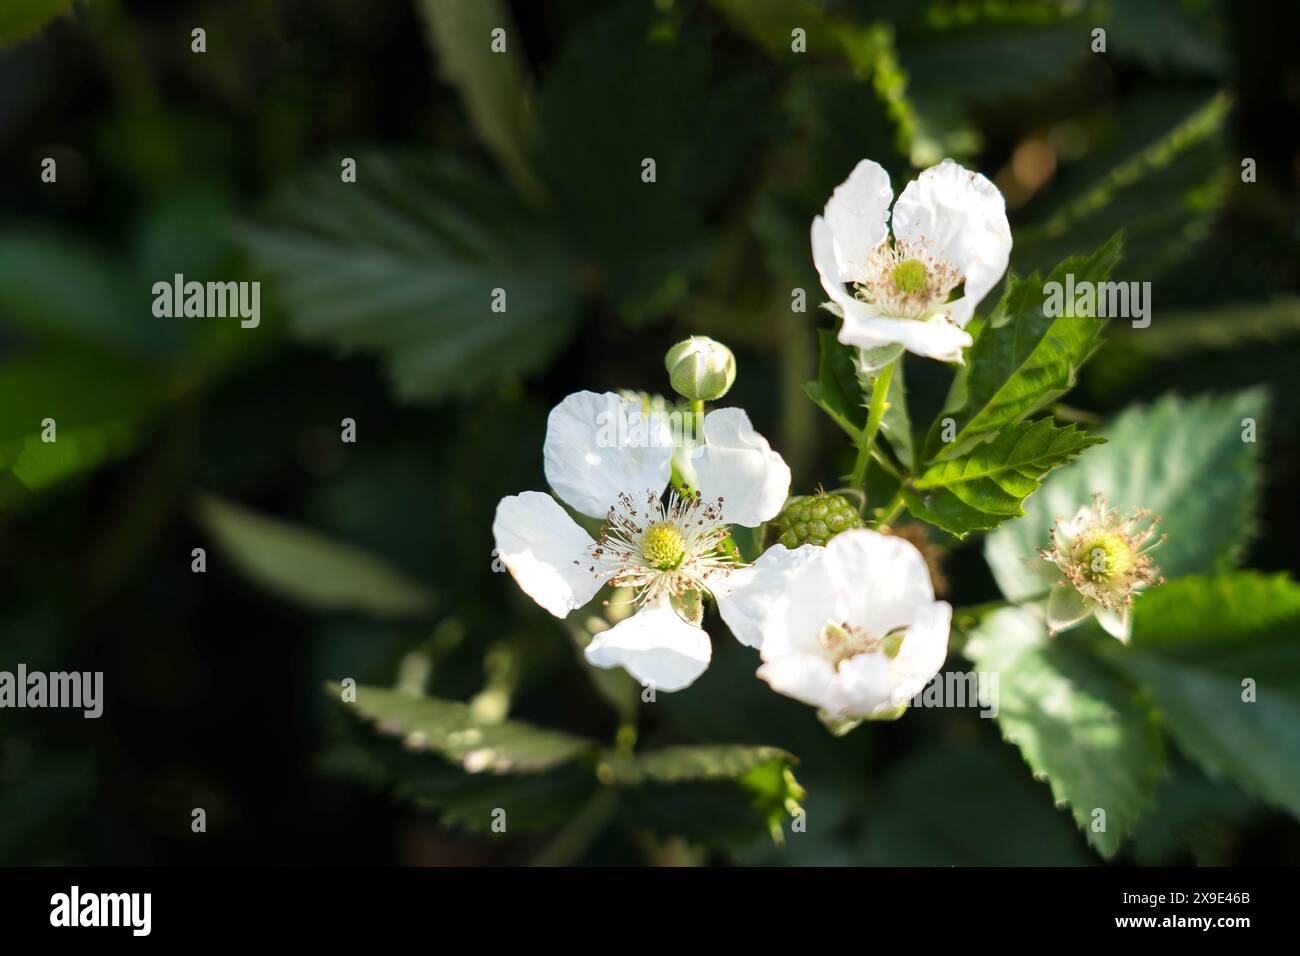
[775,492,864,548]
[664,336,736,402]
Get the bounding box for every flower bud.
[664,336,736,402]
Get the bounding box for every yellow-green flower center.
[1073,529,1135,582]
[818,621,905,665]
[641,522,686,570]
[890,259,928,295]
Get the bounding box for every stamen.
[853,237,963,321]
[587,485,743,608]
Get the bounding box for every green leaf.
[0,0,76,48]
[925,234,1122,462]
[1106,651,1300,826]
[323,689,598,833]
[329,683,596,774]
[860,356,914,470]
[805,333,914,468]
[196,494,436,619]
[804,328,865,441]
[415,0,545,205]
[862,743,1094,866]
[1097,573,1300,822]
[0,349,159,501]
[240,154,580,402]
[604,743,803,846]
[902,485,1007,539]
[907,419,1102,536]
[601,744,795,786]
[985,388,1267,602]
[963,607,1166,858]
[1129,573,1300,656]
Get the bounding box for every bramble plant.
[9,0,1297,870]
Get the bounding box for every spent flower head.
[1040,493,1165,643]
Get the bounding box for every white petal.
[1046,584,1092,634]
[812,216,869,316]
[823,159,893,283]
[828,652,892,718]
[756,652,839,711]
[715,544,827,651]
[690,408,791,527]
[543,391,673,519]
[891,159,1011,322]
[584,602,711,692]
[887,600,952,707]
[824,529,935,638]
[492,492,604,619]
[838,312,972,363]
[1094,603,1132,643]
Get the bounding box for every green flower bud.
[774,491,864,548]
[664,336,736,402]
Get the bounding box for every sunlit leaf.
[963,607,1166,858]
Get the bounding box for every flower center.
[641,522,686,570]
[587,488,742,608]
[818,620,905,666]
[1042,493,1166,612]
[1072,529,1135,582]
[891,259,928,295]
[854,240,963,321]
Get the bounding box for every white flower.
[811,158,1012,364]
[718,529,951,724]
[492,390,791,692]
[1040,493,1165,643]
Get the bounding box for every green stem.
[875,489,906,528]
[849,361,895,493]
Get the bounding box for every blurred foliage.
[1,0,1299,866]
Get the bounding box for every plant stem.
[849,360,895,494]
[876,489,906,528]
